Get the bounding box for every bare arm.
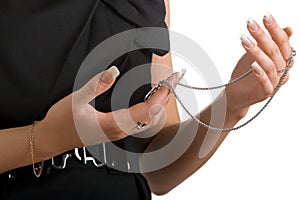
[0,123,73,174]
[142,91,241,195]
[0,68,120,173]
[143,0,293,195]
[0,66,178,174]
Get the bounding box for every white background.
[153,0,300,200]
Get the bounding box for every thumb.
[75,66,120,104]
[95,66,120,95]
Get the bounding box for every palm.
[226,53,274,114]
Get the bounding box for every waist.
[0,142,139,181]
[0,157,151,200]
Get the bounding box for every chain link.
[160,48,296,132]
[178,69,253,90]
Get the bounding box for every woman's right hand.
[35,66,183,151]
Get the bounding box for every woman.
[0,0,294,199]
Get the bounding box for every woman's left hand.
[225,13,294,118]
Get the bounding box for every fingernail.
[107,66,120,79]
[179,69,186,79]
[247,17,258,32]
[240,34,254,49]
[251,61,262,75]
[264,12,273,25]
[101,66,120,84]
[283,26,293,37]
[167,69,186,88]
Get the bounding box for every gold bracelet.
[28,121,44,178]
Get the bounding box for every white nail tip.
[108,66,120,79]
[179,69,186,78]
[251,61,260,69]
[264,12,271,19]
[247,17,254,25]
[240,33,248,42]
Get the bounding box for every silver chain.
[178,69,253,90]
[160,48,296,132]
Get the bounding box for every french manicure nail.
[168,69,186,88]
[167,72,180,88]
[283,26,293,37]
[107,66,120,79]
[264,12,273,25]
[251,61,262,75]
[100,66,120,84]
[177,69,186,80]
[247,17,258,32]
[240,34,254,49]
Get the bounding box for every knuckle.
[264,88,274,97]
[96,82,109,92]
[256,29,265,39]
[276,34,289,45]
[83,83,95,96]
[264,63,276,75]
[251,46,261,57]
[268,45,280,57]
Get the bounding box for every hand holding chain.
[155,48,296,132]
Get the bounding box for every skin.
[0,0,294,196]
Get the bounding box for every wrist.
[34,119,82,161]
[30,120,56,161]
[214,90,249,123]
[222,89,249,120]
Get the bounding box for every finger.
[283,26,293,38]
[75,66,120,105]
[251,62,274,96]
[240,34,279,87]
[105,103,165,137]
[246,18,286,72]
[111,70,185,136]
[134,104,167,138]
[263,13,292,61]
[146,69,186,105]
[130,104,166,136]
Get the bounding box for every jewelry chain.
[29,121,44,177]
[160,48,296,132]
[178,69,253,90]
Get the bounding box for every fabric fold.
[101,0,170,56]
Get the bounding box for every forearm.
[142,91,245,195]
[0,122,78,174]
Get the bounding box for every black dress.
[0,0,169,199]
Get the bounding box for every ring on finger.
[144,83,161,101]
[277,68,285,74]
[136,121,147,129]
